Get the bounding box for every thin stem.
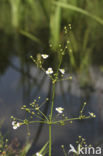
[57,76,72,82]
[62,147,67,156]
[14,118,24,122]
[49,124,52,156]
[80,102,86,115]
[50,83,56,120]
[39,110,49,121]
[49,82,56,156]
[39,99,48,108]
[29,120,47,124]
[33,113,44,120]
[52,116,90,124]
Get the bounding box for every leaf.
[39,141,49,154]
[20,143,31,156]
[33,141,49,156]
[9,0,21,27]
[20,30,43,45]
[50,4,61,48]
[53,1,103,25]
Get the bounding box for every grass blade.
[53,1,103,25]
[50,4,61,48]
[20,143,31,156]
[20,30,43,45]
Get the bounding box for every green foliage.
[53,1,103,25]
[0,0,103,76]
[20,30,43,45]
[50,3,61,48]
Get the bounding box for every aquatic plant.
[11,41,96,155]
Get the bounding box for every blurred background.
[0,0,103,155]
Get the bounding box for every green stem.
[29,121,47,124]
[49,124,52,156]
[39,110,49,121]
[52,116,90,124]
[50,83,56,119]
[49,82,56,156]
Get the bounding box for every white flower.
[17,123,20,127]
[46,68,53,75]
[36,152,42,156]
[12,121,16,126]
[59,69,65,74]
[12,121,20,130]
[13,125,18,130]
[55,107,64,114]
[41,54,49,59]
[88,112,96,118]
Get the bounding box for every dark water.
[0,52,103,155]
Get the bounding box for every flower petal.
[41,54,49,59]
[56,107,64,114]
[46,68,53,75]
[59,69,65,74]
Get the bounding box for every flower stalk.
[49,82,56,156]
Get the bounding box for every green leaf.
[9,0,21,27]
[20,30,43,45]
[20,143,31,156]
[50,4,61,48]
[39,141,49,154]
[33,141,49,156]
[53,1,103,25]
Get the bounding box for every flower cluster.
[41,54,65,76]
[30,53,73,85]
[12,121,20,130]
[46,67,65,75]
[11,97,50,132]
